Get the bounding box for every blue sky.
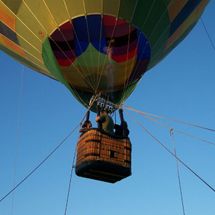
[1,2,215,215]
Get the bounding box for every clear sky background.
[0,2,215,215]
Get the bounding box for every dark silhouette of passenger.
[79,120,92,134]
[114,109,129,138]
[96,109,114,135]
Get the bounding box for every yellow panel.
[0,2,16,30]
[0,34,25,56]
[24,51,46,70]
[65,0,85,19]
[168,0,188,22]
[166,0,208,49]
[15,17,42,51]
[16,34,42,62]
[34,68,52,77]
[84,0,102,14]
[103,0,120,17]
[17,2,47,43]
[39,69,52,76]
[29,65,50,77]
[42,0,69,25]
[23,0,57,35]
[106,57,136,87]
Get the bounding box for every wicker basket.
[75,129,131,183]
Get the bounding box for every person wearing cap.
[96,109,114,135]
[79,120,92,134]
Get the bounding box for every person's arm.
[96,115,100,122]
[96,115,106,123]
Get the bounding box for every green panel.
[163,22,198,63]
[42,38,68,86]
[132,0,156,29]
[133,0,169,42]
[149,22,198,69]
[150,28,170,65]
[132,0,170,68]
[149,27,170,68]
[73,44,109,68]
[118,0,138,21]
[162,0,171,6]
[118,82,137,104]
[70,88,92,109]
[42,38,88,106]
[147,7,169,47]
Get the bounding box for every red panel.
[112,48,137,63]
[57,58,75,67]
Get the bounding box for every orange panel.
[166,0,208,50]
[0,34,25,56]
[168,0,188,22]
[0,4,16,30]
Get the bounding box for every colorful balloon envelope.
[0,0,209,109]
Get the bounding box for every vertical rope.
[64,147,77,215]
[200,18,215,51]
[95,13,104,93]
[170,129,186,215]
[10,66,24,215]
[95,6,120,92]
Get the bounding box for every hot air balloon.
[0,0,209,182]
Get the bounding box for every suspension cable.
[0,124,79,204]
[11,66,25,215]
[0,93,98,204]
[139,113,215,147]
[170,129,186,215]
[63,95,99,214]
[201,17,215,52]
[124,105,215,132]
[128,115,215,193]
[64,146,77,215]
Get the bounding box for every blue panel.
[72,16,89,56]
[87,15,106,53]
[137,31,151,61]
[170,0,202,35]
[0,21,18,44]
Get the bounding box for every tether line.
[125,105,215,132]
[0,124,79,204]
[128,114,215,193]
[170,129,186,215]
[64,147,77,215]
[201,17,215,52]
[137,112,215,147]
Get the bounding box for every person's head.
[86,121,92,128]
[100,109,107,115]
[83,120,92,128]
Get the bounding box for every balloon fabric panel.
[0,0,209,110]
